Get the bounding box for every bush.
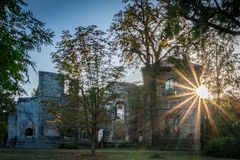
[150,152,164,159]
[59,142,78,149]
[114,142,130,148]
[203,137,240,159]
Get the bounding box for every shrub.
[203,137,240,159]
[59,142,78,149]
[114,142,130,148]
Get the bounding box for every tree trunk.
[2,113,8,147]
[91,140,95,155]
[90,120,97,155]
[215,45,221,105]
[142,65,158,149]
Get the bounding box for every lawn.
[0,148,236,160]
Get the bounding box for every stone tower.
[37,71,64,97]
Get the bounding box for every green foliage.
[127,85,146,142]
[114,142,130,148]
[59,142,78,149]
[0,112,7,147]
[214,101,240,137]
[166,56,189,70]
[0,0,54,111]
[110,1,188,148]
[204,137,240,159]
[174,0,240,35]
[51,25,125,154]
[165,1,240,99]
[110,0,186,68]
[42,99,82,138]
[163,1,240,100]
[197,33,240,99]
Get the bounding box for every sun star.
[196,85,209,99]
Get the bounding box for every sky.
[22,0,142,97]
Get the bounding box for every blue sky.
[23,0,142,97]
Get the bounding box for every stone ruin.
[7,71,130,148]
[7,61,201,149]
[7,72,64,147]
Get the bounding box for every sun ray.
[203,100,219,136]
[164,92,196,99]
[174,83,197,92]
[209,100,237,122]
[195,98,201,144]
[164,96,198,143]
[176,96,198,131]
[160,95,197,119]
[173,68,198,89]
[189,63,200,87]
[155,60,227,147]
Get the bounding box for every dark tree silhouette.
[172,0,240,35]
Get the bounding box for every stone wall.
[102,82,132,143]
[140,64,201,150]
[155,66,200,150]
[7,71,64,147]
[37,71,64,97]
[7,67,201,149]
[16,97,43,142]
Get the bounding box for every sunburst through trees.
[160,61,239,144]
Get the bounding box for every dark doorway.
[25,128,33,136]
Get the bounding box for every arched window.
[116,102,125,120]
[25,128,33,136]
[164,79,178,95]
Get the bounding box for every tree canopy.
[110,0,186,68]
[173,0,240,36]
[0,0,54,112]
[196,32,240,99]
[51,25,124,154]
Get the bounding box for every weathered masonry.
[7,72,64,147]
[7,71,131,148]
[7,61,202,150]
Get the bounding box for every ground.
[0,148,236,160]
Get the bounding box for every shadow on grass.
[0,148,236,160]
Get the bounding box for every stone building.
[103,82,136,144]
[7,61,202,149]
[7,71,131,147]
[7,71,64,147]
[139,61,201,150]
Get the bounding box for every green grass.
[0,148,236,160]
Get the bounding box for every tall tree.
[0,0,53,147]
[195,31,240,101]
[42,97,82,138]
[51,25,124,154]
[110,0,185,148]
[0,0,54,112]
[162,0,240,99]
